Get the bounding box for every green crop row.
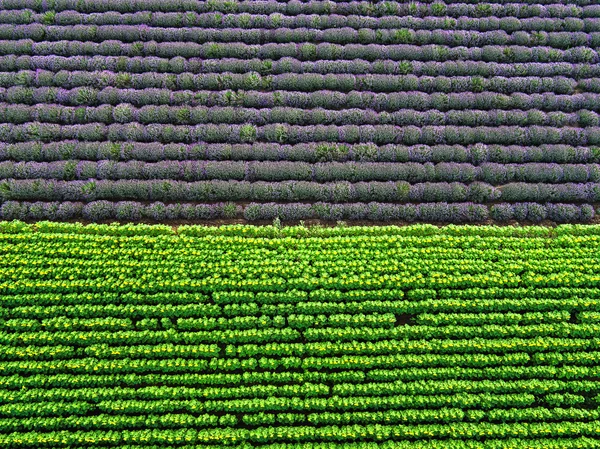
[4,421,600,447]
[3,220,600,238]
[1,379,597,405]
[3,365,598,391]
[2,407,600,433]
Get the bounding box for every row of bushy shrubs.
[244,201,594,223]
[0,200,593,223]
[2,142,596,164]
[3,56,599,78]
[0,70,588,94]
[3,0,598,17]
[7,88,599,114]
[2,160,600,183]
[2,103,598,128]
[3,178,600,204]
[0,40,596,63]
[3,25,600,49]
[8,11,599,33]
[3,103,598,128]
[7,15,600,35]
[0,179,500,203]
[0,199,235,221]
[1,122,599,145]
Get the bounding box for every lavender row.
[499,183,600,202]
[0,40,596,63]
[4,56,600,78]
[10,11,600,32]
[3,103,597,128]
[4,178,599,204]
[3,160,600,184]
[0,122,598,145]
[0,200,238,222]
[2,142,596,164]
[244,202,595,223]
[490,202,595,222]
[0,179,502,203]
[7,88,600,115]
[2,0,597,16]
[3,25,600,50]
[0,71,586,95]
[0,199,594,224]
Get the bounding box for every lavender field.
[1,0,600,222]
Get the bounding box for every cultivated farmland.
[0,1,600,222]
[1,222,600,448]
[2,1,600,448]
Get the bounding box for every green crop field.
[1,221,600,448]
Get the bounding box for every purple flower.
[82,200,115,221]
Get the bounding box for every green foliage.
[41,10,56,25]
[239,124,257,143]
[471,76,485,93]
[316,144,349,162]
[0,223,598,445]
[75,87,97,106]
[430,2,447,16]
